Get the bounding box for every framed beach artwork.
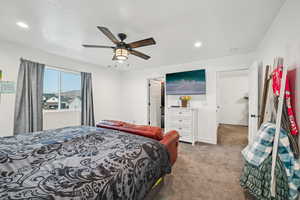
[166,69,206,95]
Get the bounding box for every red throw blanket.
[272,65,298,135]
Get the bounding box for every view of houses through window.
[43,67,81,111]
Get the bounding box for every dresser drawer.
[168,124,192,132]
[170,126,192,134]
[167,126,193,144]
[169,121,192,130]
[168,110,192,118]
[169,118,192,126]
[179,130,192,137]
[179,135,192,143]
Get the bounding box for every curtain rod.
[46,64,83,74]
[20,57,85,74]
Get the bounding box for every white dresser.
[165,107,198,145]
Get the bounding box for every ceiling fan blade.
[128,38,156,49]
[130,50,151,60]
[97,26,120,45]
[82,44,114,49]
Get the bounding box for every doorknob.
[250,114,260,118]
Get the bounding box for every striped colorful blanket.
[242,123,300,200]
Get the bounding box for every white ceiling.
[0,0,285,69]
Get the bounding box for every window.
[43,67,81,111]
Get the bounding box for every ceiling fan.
[82,26,156,62]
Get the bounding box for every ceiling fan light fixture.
[83,27,154,61]
[115,48,129,61]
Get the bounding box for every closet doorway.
[216,69,249,146]
[147,77,165,128]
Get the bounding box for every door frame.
[216,68,249,125]
[215,67,249,143]
[248,62,259,144]
[147,77,165,127]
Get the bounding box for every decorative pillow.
[123,124,164,140]
[98,120,163,140]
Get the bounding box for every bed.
[0,126,174,200]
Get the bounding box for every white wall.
[0,39,122,136]
[217,70,249,126]
[119,53,255,143]
[43,111,81,130]
[257,0,300,134]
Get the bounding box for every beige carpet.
[217,124,248,146]
[156,124,248,200]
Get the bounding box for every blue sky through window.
[44,68,81,94]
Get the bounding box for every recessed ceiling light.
[16,21,29,29]
[194,41,203,48]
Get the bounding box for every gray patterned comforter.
[0,126,171,200]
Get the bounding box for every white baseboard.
[197,137,217,145]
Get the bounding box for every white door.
[248,62,259,144]
[149,79,162,127]
[218,70,249,126]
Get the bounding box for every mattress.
[0,126,171,200]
